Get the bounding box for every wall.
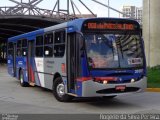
[143,0,160,67]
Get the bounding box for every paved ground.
[0,65,160,114]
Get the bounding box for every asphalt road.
[0,65,160,114]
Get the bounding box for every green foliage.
[147,66,160,88]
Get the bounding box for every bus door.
[27,40,35,86]
[13,43,16,77]
[67,33,81,93]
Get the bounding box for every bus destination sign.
[83,22,138,31]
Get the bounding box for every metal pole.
[72,0,81,15]
[57,0,60,15]
[71,0,76,16]
[148,0,151,67]
[108,0,110,17]
[67,0,69,19]
[79,0,96,17]
[67,0,69,15]
[29,0,31,15]
[52,0,58,13]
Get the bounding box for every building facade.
[136,7,143,25]
[122,6,142,25]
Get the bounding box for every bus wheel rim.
[56,83,65,97]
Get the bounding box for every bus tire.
[53,77,73,102]
[102,96,117,99]
[19,70,29,87]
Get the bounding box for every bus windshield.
[84,32,144,69]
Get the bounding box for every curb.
[147,88,160,92]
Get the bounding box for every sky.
[0,0,142,17]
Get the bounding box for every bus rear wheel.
[19,70,29,87]
[53,77,74,102]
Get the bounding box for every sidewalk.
[0,64,7,73]
[147,88,160,92]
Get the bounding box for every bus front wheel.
[53,77,73,102]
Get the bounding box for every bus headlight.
[103,80,108,84]
[131,79,135,83]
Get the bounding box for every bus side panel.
[34,58,44,87]
[43,57,67,90]
[22,57,28,83]
[43,57,54,89]
[16,57,27,80]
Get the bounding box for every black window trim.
[43,32,54,57]
[35,35,44,57]
[54,29,66,58]
[16,40,22,57]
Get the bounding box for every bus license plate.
[115,85,126,91]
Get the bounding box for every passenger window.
[8,42,13,57]
[36,47,43,57]
[44,45,53,57]
[17,40,22,56]
[36,36,43,45]
[17,49,21,56]
[17,40,22,48]
[36,36,44,57]
[44,33,53,45]
[44,33,53,57]
[22,39,27,47]
[54,31,65,57]
[8,42,13,49]
[21,39,28,57]
[22,48,27,56]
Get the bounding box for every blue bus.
[7,18,147,102]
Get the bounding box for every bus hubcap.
[56,83,65,97]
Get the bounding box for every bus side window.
[44,33,53,57]
[36,35,44,57]
[8,42,13,57]
[54,30,65,57]
[17,40,22,57]
[22,39,27,56]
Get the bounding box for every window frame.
[53,29,66,58]
[7,42,14,57]
[21,39,28,57]
[35,35,44,57]
[44,32,54,57]
[16,40,22,57]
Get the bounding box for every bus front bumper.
[81,77,147,97]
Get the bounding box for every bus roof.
[8,18,139,42]
[8,29,44,42]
